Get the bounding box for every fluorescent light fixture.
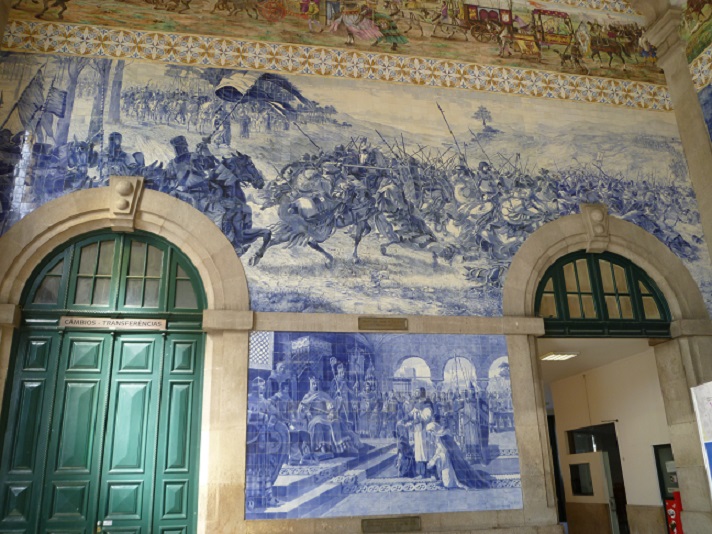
[540,352,579,361]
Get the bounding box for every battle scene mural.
[6,0,665,84]
[0,51,710,316]
[682,0,712,61]
[245,332,520,519]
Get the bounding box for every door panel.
[97,335,163,533]
[0,331,61,533]
[39,332,113,534]
[0,330,202,534]
[153,335,203,532]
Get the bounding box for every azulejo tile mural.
[245,332,521,519]
[693,41,712,147]
[6,0,662,84]
[0,51,710,316]
[2,20,671,109]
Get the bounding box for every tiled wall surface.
[4,1,657,84]
[0,50,710,316]
[245,332,521,519]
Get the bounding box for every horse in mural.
[13,0,70,20]
[248,164,382,267]
[204,151,272,256]
[589,36,631,69]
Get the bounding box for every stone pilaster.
[646,9,712,263]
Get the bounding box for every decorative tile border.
[2,20,671,110]
[691,40,712,91]
[547,0,637,15]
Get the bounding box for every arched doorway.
[0,180,252,532]
[0,230,206,533]
[503,206,712,533]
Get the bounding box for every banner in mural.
[6,0,664,83]
[0,52,710,316]
[245,332,521,519]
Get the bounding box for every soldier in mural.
[164,135,217,210]
[101,132,136,177]
[246,376,289,510]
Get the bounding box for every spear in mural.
[468,128,493,167]
[376,130,400,159]
[436,101,469,171]
[292,120,321,151]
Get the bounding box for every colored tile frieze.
[2,20,671,110]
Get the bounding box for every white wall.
[550,347,670,506]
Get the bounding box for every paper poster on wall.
[691,381,712,494]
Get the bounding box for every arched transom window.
[22,231,205,317]
[535,251,670,337]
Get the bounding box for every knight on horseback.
[164,135,218,211]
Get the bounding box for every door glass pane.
[567,295,582,318]
[75,277,93,305]
[600,260,614,292]
[614,265,628,292]
[175,280,198,309]
[605,295,620,319]
[176,266,188,278]
[125,279,143,307]
[97,241,115,276]
[93,278,111,306]
[576,260,591,292]
[144,280,160,308]
[129,242,147,277]
[146,246,163,278]
[581,295,597,319]
[34,276,61,304]
[639,281,652,295]
[643,297,661,319]
[78,243,98,275]
[564,263,578,292]
[619,296,633,319]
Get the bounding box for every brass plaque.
[60,317,166,330]
[358,317,408,331]
[362,516,421,533]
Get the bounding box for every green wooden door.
[1,231,205,534]
[0,330,202,534]
[39,331,114,534]
[96,333,164,534]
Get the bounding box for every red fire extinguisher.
[664,491,683,534]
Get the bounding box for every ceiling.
[537,337,652,385]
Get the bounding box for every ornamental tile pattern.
[548,0,637,14]
[2,20,671,110]
[691,41,712,91]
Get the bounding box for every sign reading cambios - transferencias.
[59,317,167,330]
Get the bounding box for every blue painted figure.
[246,377,289,511]
[426,421,493,490]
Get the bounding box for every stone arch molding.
[0,177,249,311]
[503,203,710,322]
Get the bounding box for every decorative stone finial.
[109,176,144,231]
[581,203,610,253]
